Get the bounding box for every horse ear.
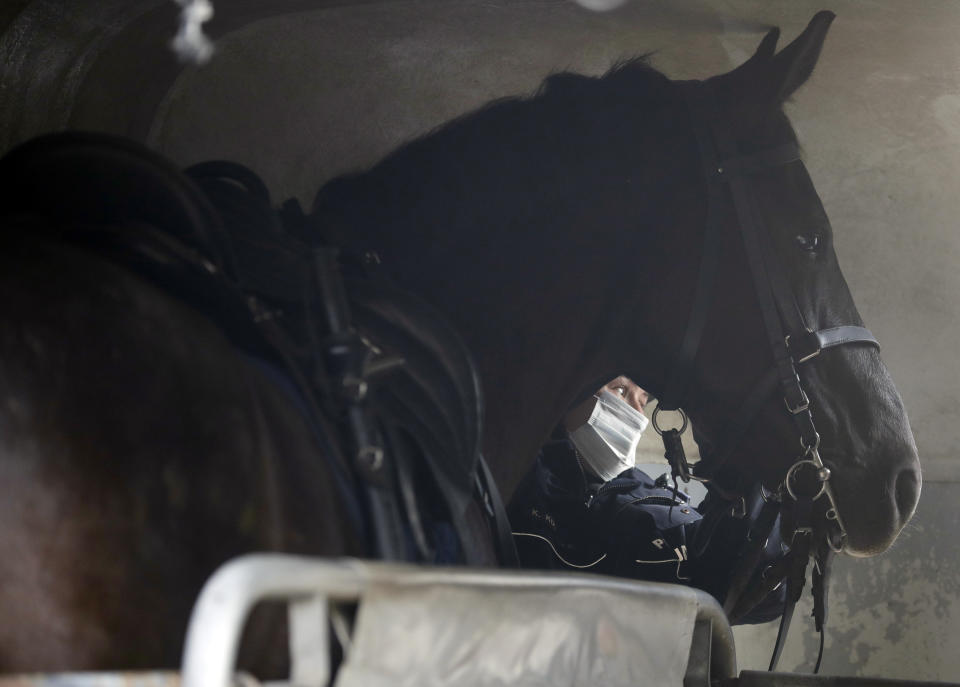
[767,10,836,101]
[749,26,781,66]
[722,26,779,84]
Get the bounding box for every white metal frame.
[180,554,737,687]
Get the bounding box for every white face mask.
[568,389,650,482]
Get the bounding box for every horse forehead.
[743,110,799,155]
[758,162,828,216]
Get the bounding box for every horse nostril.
[894,466,921,522]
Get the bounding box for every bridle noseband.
[654,81,881,671]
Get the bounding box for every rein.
[655,81,881,671]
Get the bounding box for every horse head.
[313,13,920,559]
[619,12,921,557]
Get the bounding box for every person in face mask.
[507,375,691,578]
[506,375,788,625]
[562,376,651,482]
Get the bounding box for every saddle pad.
[334,578,699,687]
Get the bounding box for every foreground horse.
[0,11,920,673]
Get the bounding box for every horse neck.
[404,225,666,496]
[324,93,701,494]
[361,209,695,496]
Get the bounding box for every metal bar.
[180,554,738,687]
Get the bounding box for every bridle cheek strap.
[702,325,879,479]
[658,81,882,672]
[658,80,882,582]
[659,81,880,484]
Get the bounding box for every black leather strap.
[673,79,882,674]
[722,496,782,620]
[658,82,725,412]
[662,85,805,415]
[769,584,797,671]
[769,501,814,672]
[698,325,879,479]
[759,222,812,337]
[817,325,879,350]
[717,142,801,177]
[476,452,520,567]
[694,86,822,449]
[676,81,881,479]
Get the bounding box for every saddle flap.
[348,277,484,506]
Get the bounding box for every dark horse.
[0,11,920,674]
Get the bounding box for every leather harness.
[0,132,519,570]
[655,81,882,671]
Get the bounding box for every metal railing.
[181,554,738,687]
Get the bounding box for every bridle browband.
[654,80,881,671]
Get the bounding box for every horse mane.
[311,57,673,273]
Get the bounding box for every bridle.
[652,80,881,671]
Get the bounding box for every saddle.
[0,131,517,567]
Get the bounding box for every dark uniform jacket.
[507,438,787,625]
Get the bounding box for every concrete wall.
[1,0,958,680]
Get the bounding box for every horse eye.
[795,234,821,252]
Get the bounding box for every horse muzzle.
[827,449,921,557]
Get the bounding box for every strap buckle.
[784,387,810,414]
[730,497,747,519]
[785,330,822,364]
